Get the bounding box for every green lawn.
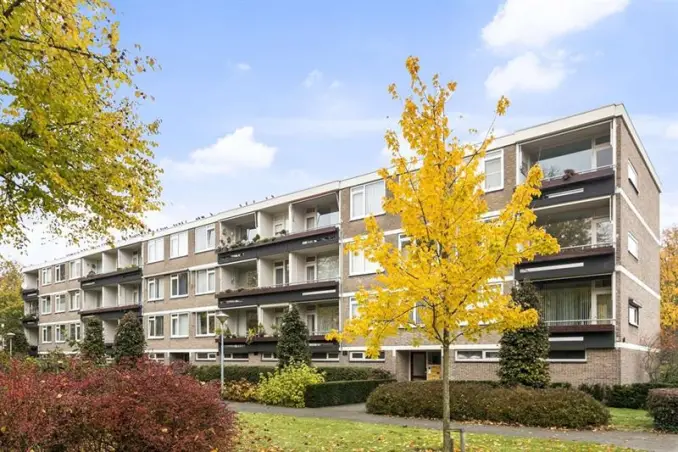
[609,408,654,432]
[237,413,639,452]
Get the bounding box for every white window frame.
[274,260,288,286]
[147,352,165,363]
[349,297,360,319]
[55,324,67,343]
[69,260,81,280]
[40,296,51,315]
[195,224,216,253]
[305,256,317,282]
[628,232,639,259]
[147,277,164,302]
[54,264,66,283]
[41,268,52,285]
[54,294,67,313]
[195,352,217,361]
[483,149,504,192]
[147,238,164,263]
[69,323,82,342]
[629,300,640,327]
[148,315,165,339]
[170,273,189,298]
[348,249,379,276]
[261,352,277,361]
[349,351,386,362]
[195,311,216,337]
[41,325,52,343]
[311,351,340,362]
[69,290,81,311]
[170,231,188,259]
[170,313,189,338]
[223,352,249,361]
[455,349,500,362]
[628,160,639,191]
[195,269,216,295]
[547,350,587,363]
[350,180,385,220]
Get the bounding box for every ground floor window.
[547,350,586,362]
[261,352,277,361]
[195,352,217,361]
[311,351,340,361]
[455,349,499,362]
[223,352,248,361]
[147,352,165,363]
[349,351,385,362]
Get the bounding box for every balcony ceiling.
[522,122,610,153]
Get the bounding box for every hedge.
[190,365,393,383]
[304,379,394,408]
[647,388,678,432]
[578,383,678,409]
[367,381,609,429]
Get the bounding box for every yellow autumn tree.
[327,57,560,451]
[661,227,678,330]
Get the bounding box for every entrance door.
[411,352,427,380]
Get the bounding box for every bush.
[190,365,394,383]
[321,367,393,382]
[112,311,146,364]
[367,381,609,429]
[222,379,259,402]
[0,358,237,451]
[578,382,678,409]
[276,307,310,368]
[305,379,394,407]
[647,388,678,432]
[256,362,325,407]
[80,317,106,364]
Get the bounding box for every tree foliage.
[328,56,559,451]
[498,282,550,388]
[0,260,22,326]
[661,227,678,330]
[112,311,145,364]
[0,0,162,249]
[80,317,106,364]
[276,307,310,368]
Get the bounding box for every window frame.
[170,231,189,259]
[628,300,640,327]
[350,180,385,220]
[41,325,53,343]
[40,296,51,315]
[69,290,81,311]
[311,351,340,362]
[54,263,66,283]
[54,294,67,313]
[69,323,82,342]
[261,352,278,361]
[455,349,500,362]
[628,160,639,191]
[170,313,189,338]
[349,351,386,362]
[195,269,216,295]
[628,232,639,259]
[195,311,216,337]
[69,260,81,280]
[170,273,189,298]
[147,238,164,263]
[41,268,52,285]
[348,249,379,276]
[147,277,164,302]
[195,352,217,361]
[195,224,216,253]
[223,352,249,361]
[547,349,587,363]
[483,149,504,192]
[147,315,165,339]
[147,352,165,363]
[54,324,67,343]
[349,297,360,319]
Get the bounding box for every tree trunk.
[442,341,452,452]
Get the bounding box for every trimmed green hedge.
[190,365,393,383]
[367,381,609,429]
[304,379,394,408]
[647,388,678,432]
[579,383,678,409]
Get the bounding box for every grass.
[237,413,640,452]
[609,408,654,432]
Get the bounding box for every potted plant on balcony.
[562,168,577,181]
[256,323,266,337]
[271,324,280,338]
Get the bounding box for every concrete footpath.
[229,402,678,452]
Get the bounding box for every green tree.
[0,260,23,327]
[113,311,145,364]
[498,282,551,388]
[0,0,162,250]
[81,317,106,365]
[276,307,310,368]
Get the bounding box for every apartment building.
[21,104,661,385]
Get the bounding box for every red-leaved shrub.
[0,359,237,451]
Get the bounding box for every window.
[311,352,340,361]
[547,350,586,362]
[628,233,639,259]
[349,351,385,362]
[147,352,165,363]
[131,251,140,267]
[170,273,188,298]
[170,231,188,258]
[274,260,289,286]
[55,324,67,343]
[350,180,385,219]
[455,349,500,362]
[349,249,379,275]
[349,297,360,319]
[305,208,317,230]
[41,326,53,343]
[54,294,67,313]
[195,352,217,361]
[69,291,80,311]
[147,238,164,263]
[305,256,317,282]
[54,264,66,282]
[223,352,248,361]
[483,150,503,191]
[69,260,81,280]
[195,269,216,295]
[148,315,164,338]
[40,296,51,314]
[69,323,82,342]
[41,268,52,285]
[629,300,640,327]
[147,278,164,301]
[195,224,216,252]
[262,352,277,361]
[273,215,287,235]
[170,313,189,337]
[628,160,639,191]
[196,311,216,336]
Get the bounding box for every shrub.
[256,362,325,407]
[0,358,237,451]
[190,365,394,383]
[305,379,394,407]
[367,381,609,429]
[647,388,678,432]
[276,307,311,368]
[322,366,393,381]
[578,382,678,409]
[80,317,106,364]
[112,311,146,364]
[222,379,259,402]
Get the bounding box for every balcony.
[217,279,339,309]
[80,265,142,289]
[21,312,39,327]
[220,334,339,355]
[22,288,39,302]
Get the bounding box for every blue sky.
[9,0,678,265]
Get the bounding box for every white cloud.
[235,62,251,71]
[485,52,566,98]
[303,70,323,88]
[381,134,414,160]
[164,127,276,177]
[482,0,629,50]
[329,80,343,90]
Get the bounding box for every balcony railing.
[543,318,614,327]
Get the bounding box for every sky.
[5,0,678,266]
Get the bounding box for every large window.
[628,233,639,259]
[170,313,189,337]
[55,324,67,343]
[350,180,385,219]
[195,269,216,295]
[170,231,188,258]
[455,349,499,362]
[54,294,67,313]
[40,296,51,315]
[69,323,82,342]
[147,238,164,263]
[538,206,612,249]
[195,224,216,252]
[349,351,385,362]
[41,268,52,285]
[528,134,612,180]
[69,260,81,280]
[538,278,612,326]
[349,250,379,275]
[147,278,164,301]
[274,261,289,286]
[41,326,53,343]
[148,315,164,338]
[483,150,503,191]
[196,311,216,336]
[69,291,80,311]
[54,264,66,283]
[170,273,188,298]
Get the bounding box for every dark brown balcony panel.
[549,327,615,350]
[80,266,142,289]
[21,314,39,327]
[217,280,339,309]
[529,245,614,264]
[22,288,39,302]
[532,167,615,209]
[217,226,339,265]
[80,304,141,321]
[516,247,614,281]
[220,335,339,354]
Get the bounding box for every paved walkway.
[230,402,678,452]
